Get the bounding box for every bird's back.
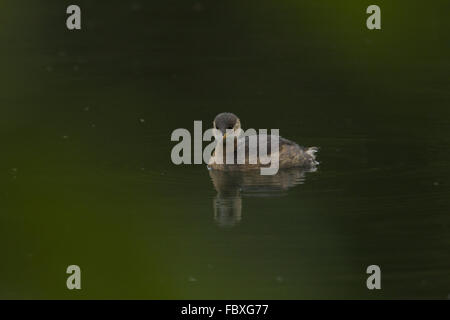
[209,134,318,170]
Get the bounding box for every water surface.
[1,1,450,299]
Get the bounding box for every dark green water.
[1,1,450,299]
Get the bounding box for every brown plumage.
[208,112,318,171]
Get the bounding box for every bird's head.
[213,112,242,141]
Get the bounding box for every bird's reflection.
[209,167,316,227]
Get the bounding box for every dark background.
[1,1,449,299]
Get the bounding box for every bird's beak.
[219,129,227,140]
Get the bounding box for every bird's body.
[208,113,318,171]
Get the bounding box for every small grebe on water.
[208,112,318,171]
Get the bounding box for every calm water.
[1,1,450,299]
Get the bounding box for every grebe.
[208,112,318,171]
